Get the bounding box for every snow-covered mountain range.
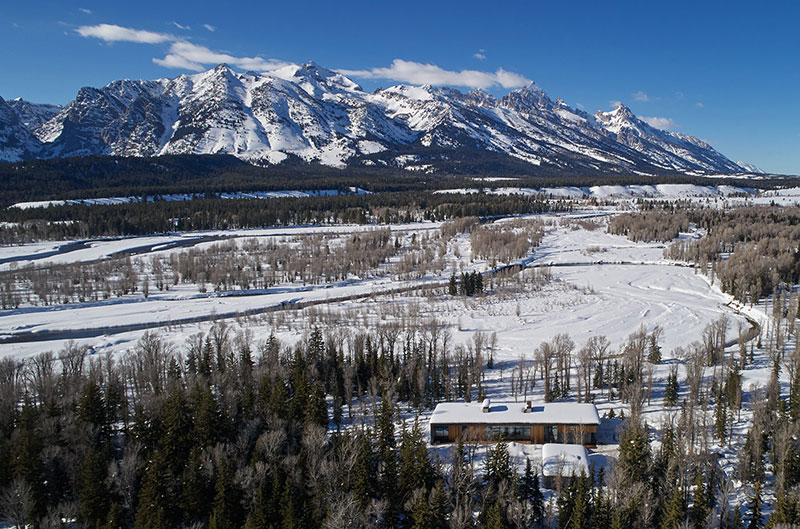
[0,62,758,175]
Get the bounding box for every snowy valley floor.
[0,211,784,509]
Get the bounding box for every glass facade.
[485,424,530,441]
[431,423,596,445]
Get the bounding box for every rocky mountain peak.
[0,62,752,174]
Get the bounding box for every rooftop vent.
[482,399,491,413]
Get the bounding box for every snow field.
[0,209,789,513]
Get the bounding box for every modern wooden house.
[429,399,600,446]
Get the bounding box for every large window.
[432,425,449,442]
[486,424,529,441]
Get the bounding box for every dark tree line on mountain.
[0,153,784,207]
[611,207,800,306]
[0,155,435,206]
[0,192,568,244]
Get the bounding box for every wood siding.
[448,426,461,441]
[532,425,545,444]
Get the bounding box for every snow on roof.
[429,401,600,426]
[542,443,591,477]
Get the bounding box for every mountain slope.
[0,97,43,162]
[1,62,752,175]
[7,98,62,130]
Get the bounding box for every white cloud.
[609,100,622,108]
[641,116,677,130]
[153,41,290,72]
[633,90,650,102]
[696,102,704,108]
[79,8,92,15]
[203,24,216,32]
[172,21,191,30]
[76,23,173,44]
[473,52,486,60]
[76,23,287,73]
[339,59,530,89]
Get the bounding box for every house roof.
[542,443,591,477]
[429,401,600,426]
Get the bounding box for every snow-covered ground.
[0,206,789,512]
[436,183,754,199]
[0,222,439,271]
[0,215,748,366]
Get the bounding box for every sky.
[1,0,799,174]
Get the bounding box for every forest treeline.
[0,216,546,309]
[4,301,800,528]
[0,192,567,244]
[0,154,788,206]
[610,207,800,305]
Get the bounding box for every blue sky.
[2,0,798,174]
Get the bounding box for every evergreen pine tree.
[730,506,744,529]
[428,482,450,529]
[485,502,503,529]
[134,451,177,529]
[191,383,226,447]
[411,489,433,529]
[79,379,108,444]
[353,432,376,509]
[518,458,535,501]
[208,459,244,529]
[180,447,214,525]
[617,419,651,486]
[102,502,123,529]
[664,370,679,407]
[518,458,544,526]
[714,390,728,443]
[690,470,709,529]
[485,438,512,492]
[243,474,275,529]
[376,395,399,523]
[660,484,685,529]
[747,481,763,529]
[159,385,192,475]
[647,334,662,364]
[412,420,437,491]
[790,367,800,423]
[568,472,590,529]
[304,382,328,428]
[593,484,612,529]
[78,445,111,529]
[11,404,45,522]
[769,489,798,527]
[557,478,576,529]
[279,477,301,529]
